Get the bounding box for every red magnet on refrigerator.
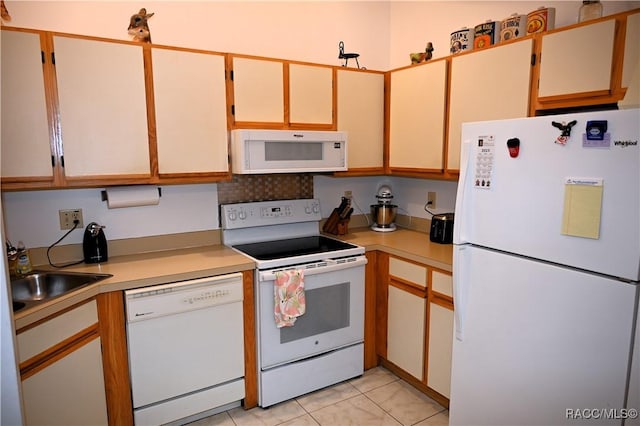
[507,138,520,158]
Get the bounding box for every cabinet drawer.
[389,257,427,288]
[17,300,98,363]
[431,271,453,298]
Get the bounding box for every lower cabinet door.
[427,302,454,398]
[387,285,426,380]
[22,337,108,426]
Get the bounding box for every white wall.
[314,175,457,219]
[2,184,219,248]
[4,1,392,70]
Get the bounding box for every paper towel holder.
[101,187,162,202]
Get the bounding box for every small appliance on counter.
[371,185,397,232]
[430,213,455,244]
[83,222,108,263]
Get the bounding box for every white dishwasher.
[125,273,245,426]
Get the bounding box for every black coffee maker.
[83,222,108,263]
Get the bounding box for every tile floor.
[189,367,449,426]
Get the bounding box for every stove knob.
[312,204,320,214]
[238,211,247,220]
[228,211,237,221]
[305,206,311,214]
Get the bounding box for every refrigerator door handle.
[453,139,473,245]
[453,245,470,341]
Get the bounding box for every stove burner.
[233,236,356,261]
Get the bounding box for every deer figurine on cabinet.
[128,8,154,43]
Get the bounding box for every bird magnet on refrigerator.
[552,120,577,145]
[507,138,520,157]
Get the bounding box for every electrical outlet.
[59,209,83,230]
[427,192,437,209]
[344,190,352,199]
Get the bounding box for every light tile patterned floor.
[188,367,449,426]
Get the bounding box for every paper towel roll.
[104,186,160,209]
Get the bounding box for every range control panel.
[221,199,322,229]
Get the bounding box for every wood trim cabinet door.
[17,300,108,426]
[21,337,108,426]
[619,12,640,109]
[386,257,428,380]
[230,56,334,129]
[1,29,56,186]
[152,47,229,177]
[53,35,151,181]
[427,301,454,399]
[231,56,285,126]
[427,271,454,400]
[537,19,616,100]
[447,39,532,172]
[388,60,447,173]
[289,63,333,127]
[336,69,385,173]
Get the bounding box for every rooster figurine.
[410,42,434,64]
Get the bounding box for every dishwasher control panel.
[125,273,243,323]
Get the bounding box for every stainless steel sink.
[11,271,112,311]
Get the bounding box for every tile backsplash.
[217,174,314,205]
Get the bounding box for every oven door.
[257,256,366,369]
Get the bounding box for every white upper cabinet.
[53,35,150,178]
[1,30,54,180]
[289,63,333,125]
[620,12,640,109]
[389,60,448,172]
[152,48,229,175]
[538,19,616,98]
[231,56,334,128]
[231,57,284,124]
[336,69,384,170]
[448,39,533,171]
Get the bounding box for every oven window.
[265,141,323,161]
[280,282,349,344]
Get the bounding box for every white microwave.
[230,129,347,174]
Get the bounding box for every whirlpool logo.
[614,139,638,147]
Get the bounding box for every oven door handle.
[259,255,367,281]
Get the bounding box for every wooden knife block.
[322,208,350,235]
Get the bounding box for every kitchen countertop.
[13,245,254,329]
[335,227,453,272]
[12,228,452,329]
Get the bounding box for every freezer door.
[450,245,638,426]
[455,109,640,281]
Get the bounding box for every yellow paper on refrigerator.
[561,178,603,239]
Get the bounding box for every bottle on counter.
[579,0,603,22]
[15,241,33,276]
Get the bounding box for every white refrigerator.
[450,109,640,426]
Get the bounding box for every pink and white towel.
[274,269,306,328]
